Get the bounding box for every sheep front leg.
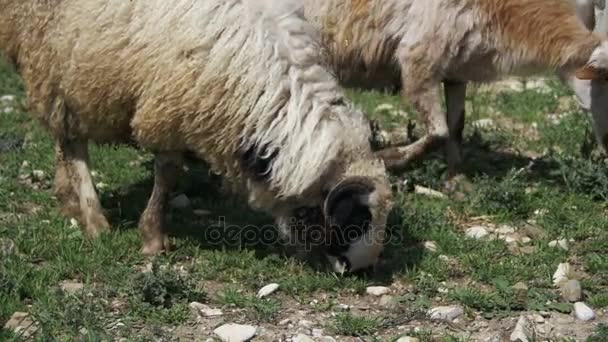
[444,81,467,178]
[55,139,110,238]
[139,152,183,255]
[376,80,448,171]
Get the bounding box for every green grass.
[1,56,608,340]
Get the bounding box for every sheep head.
[323,175,393,274]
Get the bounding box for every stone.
[512,282,528,291]
[573,302,595,321]
[520,236,532,244]
[319,337,336,342]
[473,118,495,129]
[213,323,256,342]
[396,337,420,342]
[561,279,582,302]
[466,226,490,239]
[510,315,531,342]
[257,283,280,298]
[59,280,84,294]
[414,185,446,199]
[312,329,323,338]
[293,333,315,342]
[189,302,223,317]
[423,241,438,253]
[428,305,464,321]
[3,312,37,338]
[553,263,572,286]
[379,295,398,308]
[496,225,516,235]
[298,320,314,329]
[169,194,191,209]
[31,170,45,181]
[366,286,390,296]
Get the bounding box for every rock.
[553,263,572,286]
[31,170,45,181]
[293,333,315,342]
[319,337,336,342]
[336,304,350,312]
[396,337,420,342]
[423,241,438,253]
[414,185,446,199]
[59,280,84,294]
[0,238,18,257]
[438,255,450,262]
[3,312,38,338]
[510,315,531,342]
[473,118,495,129]
[574,302,595,321]
[213,323,256,342]
[366,286,390,296]
[428,305,464,321]
[69,218,79,228]
[375,103,395,113]
[520,236,532,244]
[169,194,191,209]
[379,295,398,308]
[312,329,323,338]
[512,282,528,291]
[257,283,280,298]
[278,319,291,326]
[548,239,568,251]
[496,225,516,235]
[189,302,223,317]
[561,279,582,302]
[298,320,314,329]
[466,226,490,239]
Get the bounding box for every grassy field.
[1,55,608,341]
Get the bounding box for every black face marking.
[239,142,279,182]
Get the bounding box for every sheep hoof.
[84,213,111,239]
[141,236,171,255]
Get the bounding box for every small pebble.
[257,283,279,298]
[496,225,516,235]
[213,323,256,342]
[396,337,420,342]
[379,295,398,308]
[428,305,464,321]
[293,334,315,342]
[366,286,390,296]
[31,170,45,181]
[59,280,84,294]
[574,302,595,321]
[553,263,571,286]
[466,226,490,239]
[423,241,438,253]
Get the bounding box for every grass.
[1,55,608,341]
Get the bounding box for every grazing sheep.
[0,0,394,272]
[303,0,608,179]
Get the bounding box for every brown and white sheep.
[302,0,608,179]
[0,0,394,273]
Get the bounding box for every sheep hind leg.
[56,139,110,238]
[139,152,183,255]
[376,82,448,171]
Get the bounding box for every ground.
[0,56,608,342]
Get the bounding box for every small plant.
[130,261,205,308]
[587,324,608,342]
[328,313,385,337]
[216,287,280,321]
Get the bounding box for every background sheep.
[0,0,393,273]
[302,0,608,184]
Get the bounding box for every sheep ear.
[575,65,602,80]
[324,177,375,227]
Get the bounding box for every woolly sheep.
[302,0,608,180]
[0,0,394,273]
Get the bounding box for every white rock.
[423,241,438,253]
[553,263,572,286]
[375,103,395,113]
[496,225,516,235]
[438,255,450,262]
[366,286,390,296]
[574,302,595,321]
[466,226,490,239]
[298,320,314,329]
[312,328,323,338]
[521,237,532,244]
[379,295,398,308]
[169,194,191,209]
[278,319,291,326]
[69,218,79,228]
[257,283,279,298]
[557,239,569,251]
[319,337,336,342]
[293,334,315,342]
[428,305,464,321]
[59,280,84,294]
[396,337,420,342]
[473,118,495,129]
[213,323,256,342]
[189,302,223,317]
[31,170,45,181]
[510,315,530,342]
[548,240,558,248]
[414,185,446,199]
